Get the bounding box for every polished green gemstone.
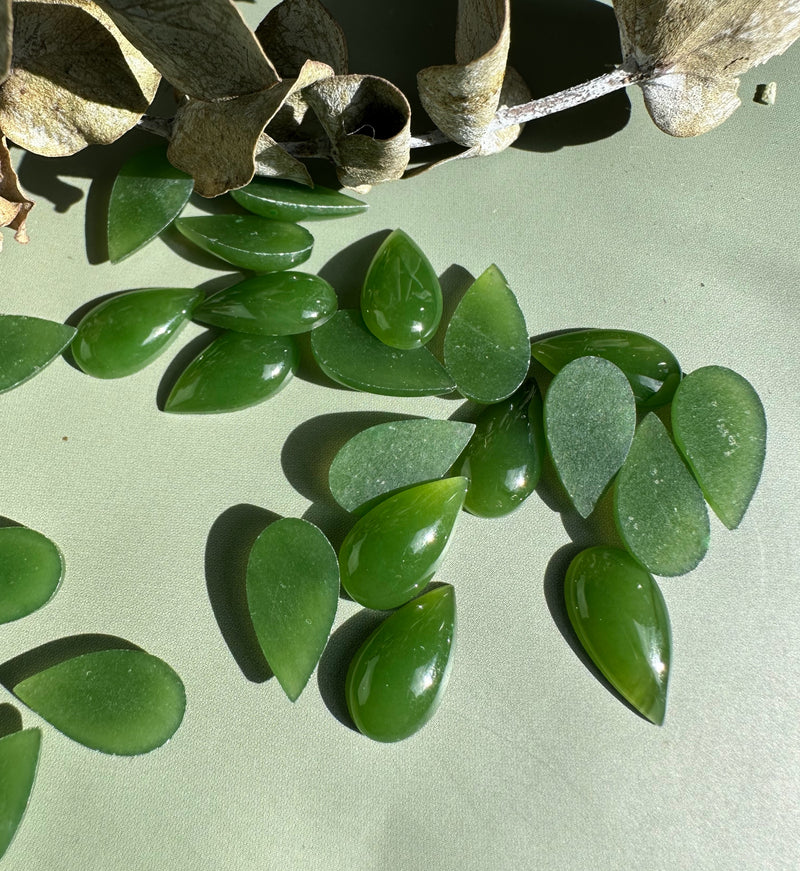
[671,366,766,529]
[339,477,468,610]
[361,229,442,349]
[346,585,456,742]
[0,728,41,861]
[107,144,193,263]
[614,413,710,576]
[443,264,529,403]
[531,328,682,408]
[174,215,313,271]
[231,177,367,221]
[565,546,671,725]
[455,383,544,517]
[544,356,636,518]
[72,287,202,378]
[310,310,456,396]
[14,649,186,755]
[246,518,339,701]
[328,418,475,514]
[0,526,63,624]
[164,331,299,414]
[0,315,75,394]
[192,271,338,335]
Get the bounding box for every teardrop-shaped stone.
[310,310,455,397]
[671,365,766,529]
[361,229,442,349]
[455,382,544,517]
[544,356,636,518]
[346,585,456,742]
[0,526,63,624]
[339,477,468,610]
[174,215,313,272]
[532,328,682,407]
[246,518,339,701]
[13,649,186,755]
[107,144,193,263]
[192,271,337,335]
[614,413,710,576]
[329,418,475,514]
[565,546,671,725]
[444,264,529,403]
[72,287,202,379]
[0,315,75,394]
[0,728,41,861]
[231,177,367,221]
[164,331,299,414]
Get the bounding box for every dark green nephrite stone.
[346,585,456,742]
[0,315,75,393]
[0,728,41,861]
[0,526,63,624]
[565,546,671,725]
[231,178,367,221]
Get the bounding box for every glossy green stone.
[455,383,544,517]
[0,728,40,861]
[339,477,468,610]
[361,229,442,349]
[192,271,337,335]
[13,649,186,755]
[346,585,456,742]
[531,328,681,408]
[164,331,299,414]
[174,215,313,271]
[107,144,193,263]
[72,287,202,378]
[310,310,456,396]
[671,366,766,529]
[246,518,339,701]
[0,315,75,394]
[329,418,475,514]
[544,356,636,518]
[614,413,710,576]
[231,177,367,221]
[443,264,530,402]
[0,526,63,624]
[565,546,671,725]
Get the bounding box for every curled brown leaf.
[1,0,11,85]
[0,134,32,247]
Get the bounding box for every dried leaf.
[0,0,160,156]
[253,132,314,187]
[0,135,33,246]
[1,0,11,85]
[614,0,800,136]
[304,74,411,188]
[168,60,332,196]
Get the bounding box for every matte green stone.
[107,145,193,263]
[174,215,313,271]
[231,177,367,221]
[346,585,456,742]
[164,331,299,414]
[361,229,442,349]
[671,366,766,529]
[443,264,530,403]
[531,328,682,408]
[544,356,636,518]
[0,315,75,394]
[0,728,40,861]
[0,527,63,624]
[13,649,186,755]
[455,383,544,517]
[565,546,671,725]
[246,518,339,701]
[72,287,202,378]
[329,418,476,514]
[310,310,456,396]
[192,271,338,335]
[339,477,468,610]
[614,413,710,576]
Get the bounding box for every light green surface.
[2,2,799,867]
